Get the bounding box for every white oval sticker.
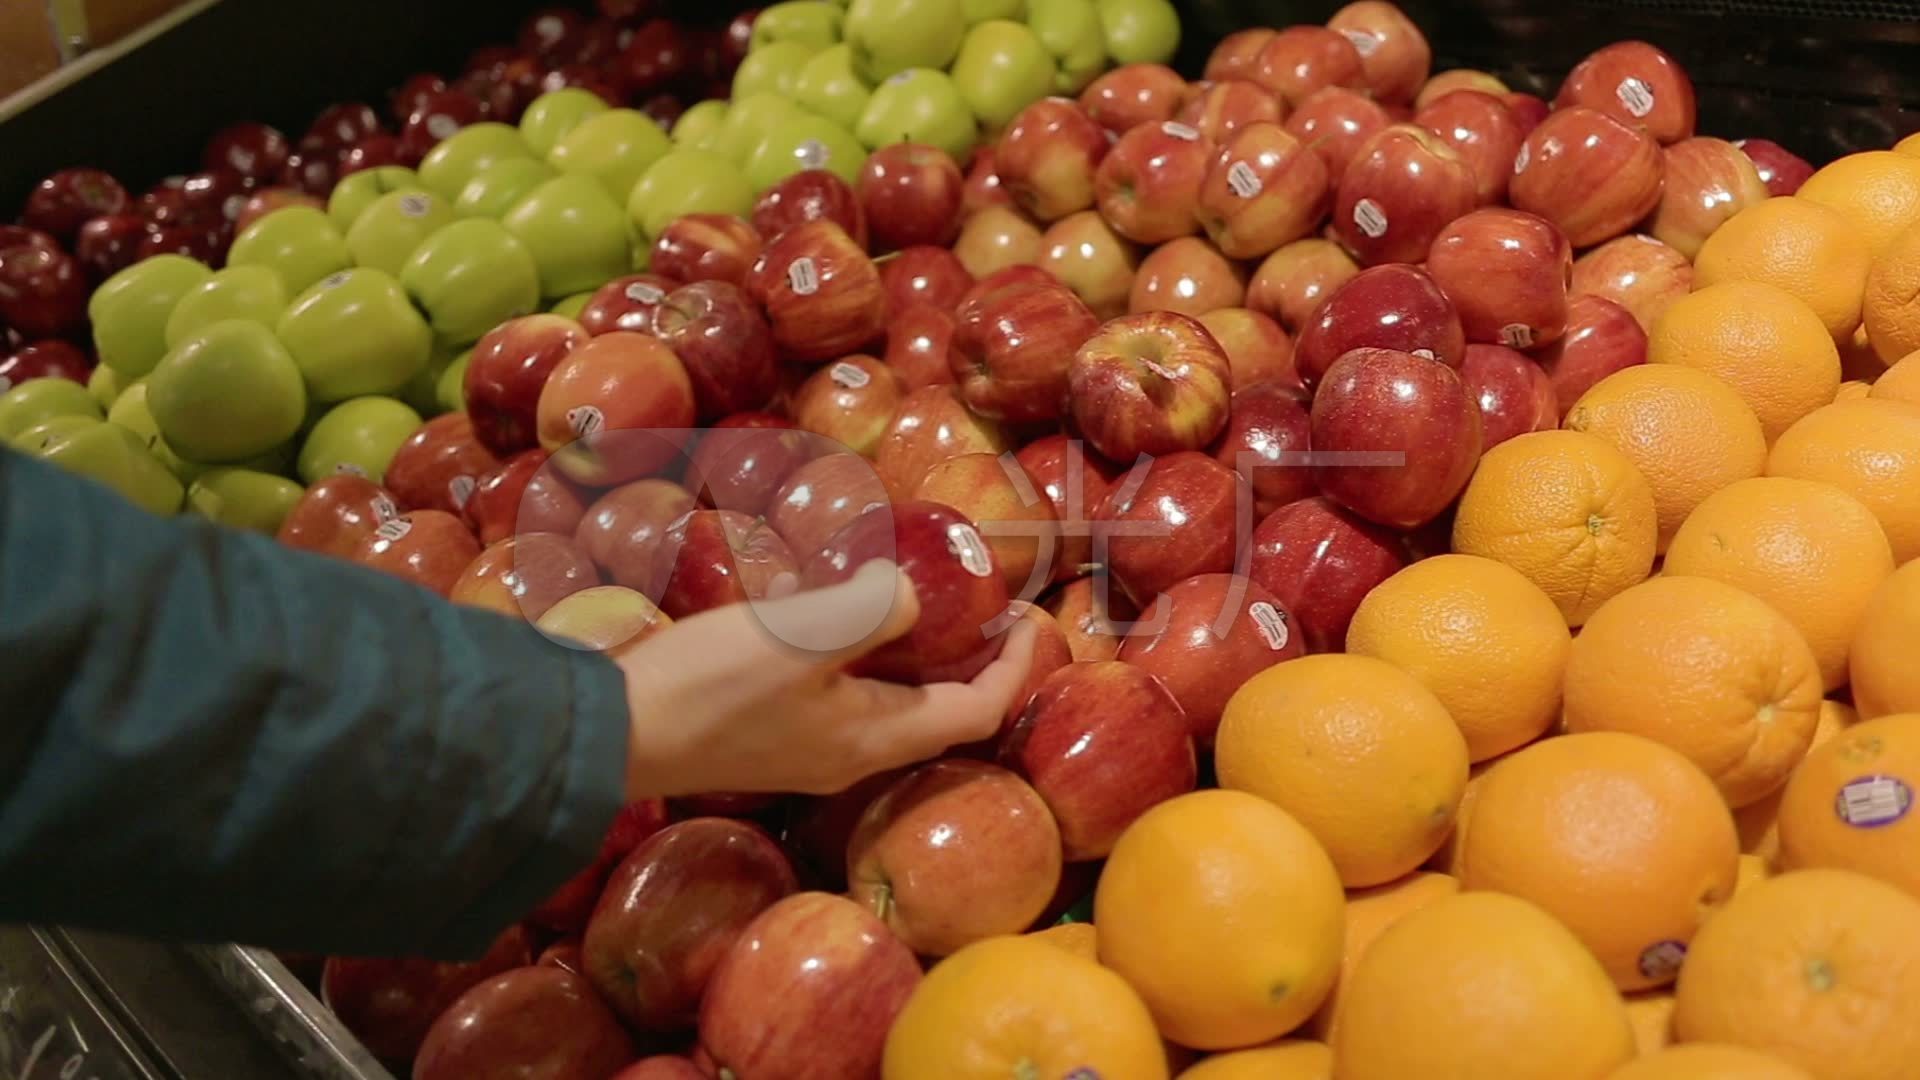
[1500,323,1536,349]
[1836,775,1913,828]
[398,193,432,218]
[374,517,412,542]
[321,270,353,290]
[370,493,399,523]
[566,404,605,438]
[426,113,460,140]
[1615,77,1656,118]
[788,257,820,296]
[830,361,871,389]
[1226,160,1263,199]
[1411,348,1437,361]
[1338,27,1381,56]
[796,138,830,169]
[625,281,664,304]
[334,461,367,478]
[1249,601,1290,651]
[946,522,994,578]
[1352,198,1389,239]
[448,474,477,509]
[1161,121,1201,142]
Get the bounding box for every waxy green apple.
[747,114,869,190]
[732,40,818,100]
[89,254,214,378]
[277,269,434,401]
[965,0,1025,21]
[550,293,595,319]
[164,265,289,349]
[435,351,471,415]
[187,468,306,532]
[501,175,635,299]
[402,344,457,417]
[547,109,673,202]
[0,376,103,441]
[399,218,541,345]
[1028,0,1106,92]
[419,122,534,202]
[951,19,1057,129]
[87,364,127,410]
[105,381,200,481]
[325,167,426,232]
[11,413,100,453]
[228,205,351,297]
[296,395,423,484]
[855,68,979,161]
[454,157,557,220]
[521,88,611,158]
[846,0,967,81]
[37,420,184,514]
[628,149,757,243]
[796,44,874,131]
[751,1,844,50]
[671,100,731,151]
[345,189,457,276]
[148,320,308,463]
[714,95,808,164]
[1095,0,1178,64]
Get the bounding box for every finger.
[857,621,1040,766]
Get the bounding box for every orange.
[1329,892,1636,1080]
[1623,991,1675,1056]
[1176,1041,1330,1080]
[1605,1045,1814,1080]
[1563,576,1823,807]
[1647,282,1842,442]
[1834,379,1873,401]
[1095,790,1346,1050]
[1345,555,1570,762]
[1027,921,1097,961]
[1899,131,1920,158]
[1869,348,1920,404]
[1451,430,1658,627]
[1732,699,1858,863]
[1766,397,1920,562]
[1310,871,1459,1039]
[1424,755,1501,875]
[1734,853,1771,895]
[1455,732,1739,991]
[1852,558,1920,718]
[1566,365,1769,551]
[882,934,1168,1080]
[1217,655,1470,887]
[1862,221,1920,364]
[1776,712,1920,899]
[1796,150,1920,259]
[1664,476,1895,690]
[1693,196,1872,343]
[1672,868,1920,1080]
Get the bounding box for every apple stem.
[871,250,902,266]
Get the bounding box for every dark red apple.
[617,18,697,98]
[746,221,887,362]
[321,924,532,1064]
[1426,207,1573,350]
[351,510,482,596]
[682,412,814,514]
[398,90,485,163]
[649,214,762,287]
[278,475,402,559]
[1092,120,1215,245]
[1015,433,1118,582]
[463,448,590,546]
[953,280,1101,422]
[1282,86,1391,186]
[961,145,1012,214]
[1459,342,1559,449]
[0,245,88,341]
[790,354,905,458]
[413,967,636,1080]
[448,532,601,620]
[1292,263,1464,389]
[339,134,406,177]
[391,74,451,124]
[1077,63,1190,135]
[1736,137,1814,197]
[1502,91,1551,135]
[579,273,683,337]
[1252,25,1366,107]
[0,340,91,390]
[1117,571,1302,742]
[752,170,866,248]
[72,214,148,283]
[465,314,592,455]
[279,137,341,197]
[1413,89,1524,204]
[913,451,1060,599]
[1095,450,1249,605]
[1510,106,1664,249]
[1204,28,1277,84]
[202,123,292,187]
[576,478,700,589]
[384,412,503,516]
[765,452,890,563]
[1534,293,1648,418]
[650,508,797,617]
[994,99,1110,225]
[1248,495,1407,652]
[872,385,1010,500]
[649,280,779,420]
[1332,123,1478,266]
[1555,40,1696,144]
[857,142,966,250]
[307,102,384,150]
[1213,377,1315,516]
[527,799,672,934]
[879,245,974,315]
[22,168,130,245]
[883,303,963,390]
[1309,347,1481,529]
[537,938,584,976]
[1045,574,1136,661]
[1067,311,1234,461]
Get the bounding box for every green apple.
[671,100,730,151]
[965,0,1025,22]
[501,175,634,299]
[89,255,214,378]
[1095,0,1177,65]
[547,108,672,202]
[12,413,101,454]
[950,19,1057,129]
[845,0,965,81]
[164,265,289,349]
[795,44,874,131]
[731,40,818,100]
[0,376,103,441]
[105,381,198,481]
[278,269,434,402]
[325,166,425,232]
[147,320,308,464]
[714,94,807,163]
[403,343,457,417]
[751,1,843,50]
[399,218,540,346]
[296,396,423,484]
[521,88,612,158]
[747,113,869,190]
[187,468,306,532]
[345,189,457,277]
[227,205,352,298]
[550,293,595,320]
[1028,0,1106,92]
[627,148,757,245]
[36,420,184,515]
[435,351,472,415]
[418,122,534,202]
[454,157,557,219]
[87,364,127,410]
[855,68,980,161]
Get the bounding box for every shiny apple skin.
[1212,377,1315,516]
[1204,28,1278,84]
[1248,494,1408,652]
[575,478,699,590]
[878,245,974,315]
[1252,25,1366,107]
[1037,209,1141,321]
[857,142,966,251]
[1509,106,1665,249]
[1327,0,1433,105]
[765,452,891,564]
[1554,40,1697,144]
[1413,89,1525,204]
[1015,433,1119,581]
[994,98,1111,224]
[352,510,482,597]
[913,451,1060,600]
[1309,346,1482,530]
[1736,137,1814,196]
[1094,450,1250,605]
[745,220,887,362]
[1293,263,1466,389]
[1282,86,1391,185]
[412,967,637,1080]
[1197,306,1300,393]
[882,303,964,391]
[1077,63,1190,135]
[1332,122,1478,266]
[952,280,1102,423]
[1648,136,1771,259]
[790,355,906,459]
[1117,572,1303,742]
[1068,311,1234,462]
[320,925,533,1064]
[1092,120,1215,246]
[1425,207,1573,350]
[1045,574,1137,662]
[1569,233,1692,334]
[1247,238,1360,332]
[752,169,867,249]
[650,213,762,288]
[650,508,798,618]
[1196,121,1330,261]
[1459,343,1559,448]
[1175,79,1286,144]
[449,532,601,620]
[1533,293,1649,418]
[872,385,1011,501]
[1129,236,1247,319]
[682,413,815,516]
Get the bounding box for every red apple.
[279,140,341,197]
[1309,347,1482,529]
[618,19,696,97]
[999,601,1075,728]
[1068,311,1233,461]
[1045,574,1137,661]
[1252,25,1367,107]
[699,892,922,1079]
[202,123,291,187]
[650,508,797,617]
[233,187,323,233]
[913,451,1059,599]
[352,510,481,596]
[873,384,1010,500]
[1247,238,1361,332]
[1283,86,1392,186]
[1204,28,1278,83]
[1327,0,1432,105]
[24,169,131,246]
[1568,233,1692,334]
[1293,263,1465,388]
[398,90,484,163]
[1077,63,1190,135]
[537,331,696,485]
[0,340,91,390]
[576,478,700,589]
[791,354,906,457]
[1196,121,1330,260]
[465,448,590,546]
[649,213,762,287]
[465,314,592,456]
[747,221,887,362]
[801,500,1012,684]
[0,245,88,341]
[613,1059,708,1080]
[0,226,56,253]
[582,817,798,1030]
[752,169,867,248]
[73,214,148,282]
[1649,136,1771,259]
[391,74,450,124]
[136,222,230,265]
[1094,450,1248,605]
[1333,122,1478,266]
[520,7,588,61]
[649,280,779,419]
[321,925,532,1064]
[579,273,682,337]
[952,205,1044,279]
[1555,40,1696,144]
[1212,377,1315,516]
[1426,207,1573,349]
[1502,92,1551,135]
[953,280,1102,422]
[339,134,406,177]
[1534,293,1648,418]
[534,584,673,659]
[537,939,584,976]
[413,967,636,1080]
[995,98,1111,224]
[1015,433,1118,581]
[1197,307,1300,392]
[1460,343,1559,449]
[1413,89,1524,204]
[780,768,909,891]
[1117,573,1303,742]
[857,143,966,251]
[1736,137,1814,197]
[385,413,502,516]
[962,145,1012,214]
[449,532,600,619]
[1129,236,1247,318]
[879,245,974,314]
[1248,495,1407,652]
[527,799,672,934]
[765,452,890,563]
[1037,209,1141,321]
[957,264,1060,311]
[683,412,815,515]
[846,760,1062,955]
[1093,120,1216,245]
[1414,69,1506,110]
[1510,107,1665,249]
[883,303,963,390]
[1175,79,1286,144]
[278,475,401,559]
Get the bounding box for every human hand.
[612,561,1036,799]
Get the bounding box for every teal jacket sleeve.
[0,448,629,960]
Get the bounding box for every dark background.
[3,0,1919,210]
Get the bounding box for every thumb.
[680,560,921,687]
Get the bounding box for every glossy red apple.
[962,145,1012,214]
[1077,63,1190,135]
[527,800,672,934]
[339,134,407,177]
[699,892,922,1079]
[1736,137,1814,196]
[952,205,1044,279]
[649,280,779,420]
[576,478,700,589]
[1460,343,1559,448]
[790,355,905,457]
[1309,347,1482,529]
[1247,238,1361,332]
[953,280,1102,422]
[1196,121,1330,260]
[1248,495,1406,652]
[1534,293,1648,418]
[1175,79,1286,145]
[1197,307,1300,392]
[1095,450,1248,604]
[465,314,592,455]
[1555,40,1696,144]
[846,760,1062,956]
[1252,25,1366,107]
[752,170,867,248]
[0,340,91,390]
[1204,28,1278,83]
[202,123,291,187]
[352,510,482,596]
[70,214,146,284]
[765,452,891,563]
[449,532,600,620]
[278,475,402,559]
[578,273,682,337]
[1327,0,1432,105]
[1293,263,1465,388]
[879,245,974,314]
[780,769,910,891]
[1333,122,1478,265]
[995,98,1110,224]
[1212,377,1314,516]
[681,412,813,514]
[321,925,532,1064]
[883,303,963,390]
[1036,210,1140,321]
[1015,433,1117,581]
[957,264,1060,311]
[855,143,965,251]
[391,74,450,124]
[465,448,591,546]
[651,509,797,617]
[1649,136,1770,259]
[1093,120,1215,245]
[1569,233,1692,333]
[873,385,1010,500]
[385,413,502,516]
[1129,236,1247,318]
[1510,106,1664,249]
[398,90,484,163]
[413,967,636,1080]
[649,213,762,287]
[1413,69,1506,110]
[802,500,1012,684]
[582,817,798,1030]
[614,1059,709,1080]
[135,222,229,265]
[537,331,696,485]
[1282,86,1391,186]
[537,939,584,976]
[1068,312,1233,461]
[1413,89,1524,204]
[1117,572,1303,742]
[913,451,1059,599]
[1045,574,1136,661]
[0,245,88,341]
[998,601,1075,729]
[22,168,130,245]
[1426,207,1573,350]
[1502,91,1550,134]
[618,18,697,96]
[747,221,887,362]
[0,226,57,253]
